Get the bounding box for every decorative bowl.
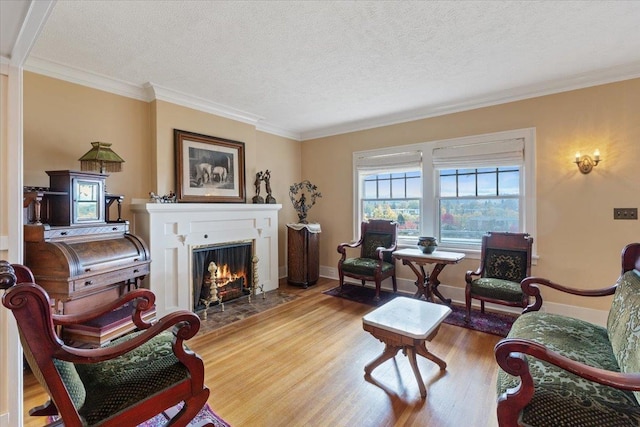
[417,236,438,254]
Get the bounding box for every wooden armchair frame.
[1,261,212,427]
[494,243,640,426]
[337,219,398,301]
[465,232,533,320]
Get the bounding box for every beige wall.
[150,99,301,265]
[152,100,257,197]
[303,78,640,311]
[24,72,153,221]
[256,130,302,265]
[23,73,302,269]
[20,72,640,311]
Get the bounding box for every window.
[438,166,520,245]
[354,149,423,240]
[353,128,536,253]
[361,170,422,237]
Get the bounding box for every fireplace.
[130,202,281,317]
[193,241,253,311]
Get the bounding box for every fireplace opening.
[192,241,253,311]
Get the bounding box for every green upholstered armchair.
[337,219,398,301]
[465,232,533,321]
[0,261,212,427]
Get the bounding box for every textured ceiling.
[24,1,640,140]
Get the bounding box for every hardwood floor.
[23,277,502,427]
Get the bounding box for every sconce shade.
[79,142,125,174]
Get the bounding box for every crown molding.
[144,82,265,127]
[20,55,640,143]
[255,122,301,141]
[21,57,302,139]
[25,57,148,100]
[299,62,640,140]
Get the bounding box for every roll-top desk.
[23,170,151,345]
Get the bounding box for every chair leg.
[361,280,366,287]
[480,300,485,313]
[465,287,472,323]
[392,275,397,293]
[373,279,381,301]
[169,389,210,427]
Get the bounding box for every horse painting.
[195,162,213,185]
[211,166,227,182]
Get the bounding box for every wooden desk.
[363,296,451,398]
[393,248,465,304]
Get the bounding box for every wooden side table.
[363,296,451,398]
[392,248,465,304]
[287,223,321,288]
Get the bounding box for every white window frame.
[353,128,536,257]
[352,144,423,242]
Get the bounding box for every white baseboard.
[1,412,9,427]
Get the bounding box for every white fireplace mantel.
[130,201,281,317]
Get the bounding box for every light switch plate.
[613,208,638,220]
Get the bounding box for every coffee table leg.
[415,342,447,370]
[406,346,427,398]
[364,344,400,375]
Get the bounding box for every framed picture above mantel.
[174,129,246,203]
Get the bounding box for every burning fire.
[211,262,247,287]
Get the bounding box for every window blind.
[355,150,422,171]
[432,138,524,169]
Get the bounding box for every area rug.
[444,304,517,337]
[139,402,230,427]
[323,284,516,337]
[47,403,230,426]
[323,283,397,306]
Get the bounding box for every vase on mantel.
[417,236,438,254]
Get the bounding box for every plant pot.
[417,237,438,254]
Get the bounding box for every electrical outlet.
[613,208,638,220]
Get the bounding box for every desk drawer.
[72,262,150,294]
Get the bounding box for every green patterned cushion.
[470,278,523,302]
[498,312,640,426]
[362,232,393,261]
[607,269,640,405]
[53,359,87,411]
[483,248,528,282]
[342,257,394,276]
[74,331,190,425]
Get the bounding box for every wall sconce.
[78,142,125,174]
[574,149,601,174]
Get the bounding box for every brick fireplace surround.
[130,202,281,317]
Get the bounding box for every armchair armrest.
[52,288,156,330]
[337,238,363,261]
[374,242,397,262]
[521,276,617,313]
[494,338,640,426]
[465,267,483,284]
[54,309,201,365]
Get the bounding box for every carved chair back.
[358,219,398,262]
[479,232,533,282]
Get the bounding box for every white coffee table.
[362,296,452,398]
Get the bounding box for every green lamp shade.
[78,142,125,173]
